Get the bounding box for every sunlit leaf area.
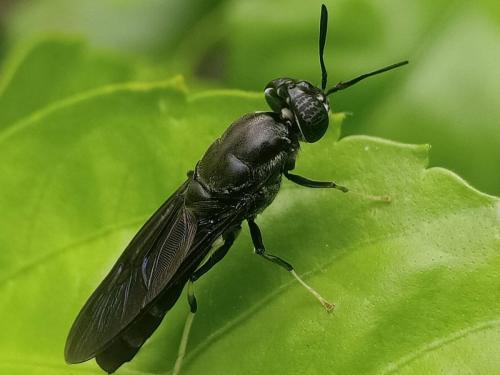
[0,1,499,374]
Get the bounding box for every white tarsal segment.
[173,235,224,373]
[172,311,195,375]
[290,270,335,312]
[281,108,294,121]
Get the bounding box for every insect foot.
[320,298,336,313]
[290,270,335,313]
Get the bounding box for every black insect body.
[65,5,408,374]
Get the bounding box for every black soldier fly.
[65,4,408,374]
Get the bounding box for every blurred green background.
[1,0,499,195]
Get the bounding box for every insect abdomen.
[94,277,188,373]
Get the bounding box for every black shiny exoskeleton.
[65,5,408,374]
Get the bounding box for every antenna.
[319,4,328,90]
[325,61,409,96]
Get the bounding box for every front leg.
[284,171,348,192]
[284,170,390,202]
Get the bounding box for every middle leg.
[247,218,334,312]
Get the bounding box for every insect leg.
[190,227,240,282]
[284,171,348,191]
[247,218,334,312]
[172,229,239,375]
[284,171,390,202]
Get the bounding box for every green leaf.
[0,38,136,132]
[0,66,498,375]
[0,78,266,375]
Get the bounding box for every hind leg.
[171,228,239,375]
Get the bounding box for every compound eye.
[288,91,329,143]
[265,87,285,112]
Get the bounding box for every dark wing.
[65,180,196,365]
[65,179,248,373]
